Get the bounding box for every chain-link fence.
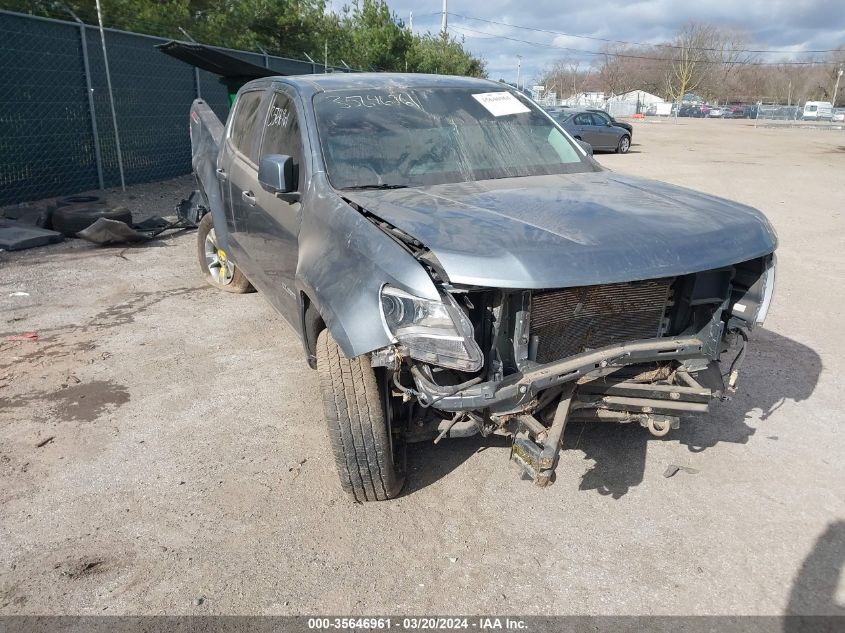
[753,102,845,129]
[0,10,355,206]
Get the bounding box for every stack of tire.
[50,196,133,237]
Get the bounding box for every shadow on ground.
[784,521,845,631]
[403,328,821,498]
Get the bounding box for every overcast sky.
[379,0,845,82]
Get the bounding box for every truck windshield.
[313,87,593,189]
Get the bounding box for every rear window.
[229,90,264,159]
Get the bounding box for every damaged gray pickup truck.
[189,73,777,501]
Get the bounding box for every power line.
[449,24,836,66]
[448,12,842,55]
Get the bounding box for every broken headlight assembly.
[754,255,776,325]
[731,254,776,326]
[379,286,483,372]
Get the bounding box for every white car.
[832,108,845,122]
[708,107,724,118]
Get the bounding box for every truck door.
[221,88,266,274]
[247,88,305,326]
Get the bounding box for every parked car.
[833,108,845,122]
[556,110,631,152]
[707,107,725,118]
[678,105,706,118]
[586,109,633,139]
[723,105,750,119]
[802,101,834,120]
[190,73,777,500]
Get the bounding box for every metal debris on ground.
[0,219,64,251]
[663,464,700,478]
[76,194,202,245]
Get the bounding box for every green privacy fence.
[0,10,354,206]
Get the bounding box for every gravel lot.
[1,119,843,616]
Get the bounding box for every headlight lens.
[380,286,483,372]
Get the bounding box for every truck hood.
[342,172,777,288]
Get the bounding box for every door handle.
[241,190,257,206]
[215,167,227,181]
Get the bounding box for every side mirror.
[258,154,295,193]
[606,121,614,127]
[577,140,593,156]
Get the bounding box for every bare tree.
[540,57,593,99]
[664,22,718,102]
[705,27,758,102]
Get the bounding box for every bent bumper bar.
[413,336,707,413]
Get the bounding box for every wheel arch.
[299,291,326,369]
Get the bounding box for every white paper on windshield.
[472,92,530,116]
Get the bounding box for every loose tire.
[196,213,253,293]
[617,135,631,154]
[51,205,133,237]
[56,195,105,208]
[316,329,405,502]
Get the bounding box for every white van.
[802,101,833,120]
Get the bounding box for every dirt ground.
[1,119,843,616]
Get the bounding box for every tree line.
[541,22,844,106]
[9,0,486,77]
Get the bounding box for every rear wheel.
[617,135,631,154]
[196,213,252,293]
[317,329,405,502]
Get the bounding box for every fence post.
[95,0,126,191]
[75,19,105,190]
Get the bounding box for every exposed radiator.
[530,279,673,364]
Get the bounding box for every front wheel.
[196,213,252,293]
[316,329,405,502]
[617,135,631,154]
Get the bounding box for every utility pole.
[441,0,448,38]
[834,66,843,107]
[324,40,328,73]
[409,11,413,34]
[516,55,522,92]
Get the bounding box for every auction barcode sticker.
[472,92,530,116]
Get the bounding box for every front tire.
[617,135,631,154]
[316,329,405,502]
[196,213,252,293]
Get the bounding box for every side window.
[229,90,264,160]
[593,112,609,125]
[574,113,592,126]
[260,91,303,188]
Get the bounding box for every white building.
[604,90,666,116]
[607,90,665,106]
[562,92,606,107]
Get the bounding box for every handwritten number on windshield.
[328,93,422,110]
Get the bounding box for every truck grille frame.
[529,279,673,364]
